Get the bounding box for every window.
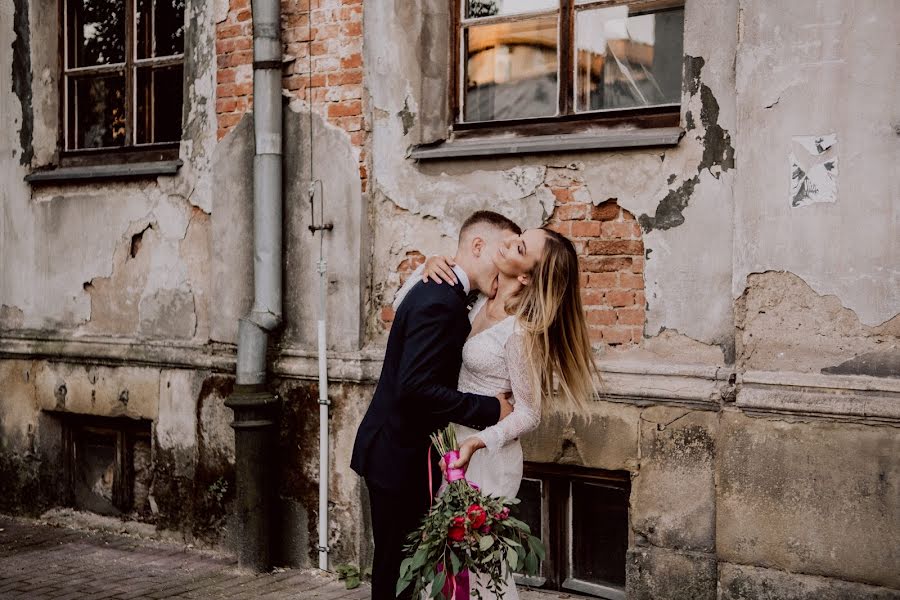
[50,411,153,517]
[512,463,631,600]
[62,0,185,160]
[453,0,684,134]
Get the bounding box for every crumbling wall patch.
[11,0,33,166]
[639,56,734,233]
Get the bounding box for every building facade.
[1,0,898,598]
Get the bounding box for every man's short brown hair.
[459,210,522,239]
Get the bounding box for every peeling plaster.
[638,56,735,233]
[735,271,900,373]
[11,0,32,166]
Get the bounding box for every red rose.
[467,504,487,530]
[448,516,466,542]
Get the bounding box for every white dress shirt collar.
[452,265,471,294]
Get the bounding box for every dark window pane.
[73,429,119,516]
[67,74,127,149]
[575,6,684,112]
[66,0,125,67]
[513,478,543,540]
[466,0,556,19]
[570,480,629,587]
[136,0,186,59]
[136,65,184,143]
[464,16,558,122]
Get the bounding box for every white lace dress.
[456,296,540,600]
[395,274,540,600]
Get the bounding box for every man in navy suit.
[351,211,521,600]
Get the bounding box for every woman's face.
[494,228,547,281]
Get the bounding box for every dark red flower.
[467,504,487,529]
[448,516,466,542]
[495,507,510,521]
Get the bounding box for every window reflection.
[136,66,184,143]
[575,6,684,112]
[67,0,125,67]
[466,0,556,19]
[67,75,127,148]
[137,0,186,59]
[570,480,629,588]
[464,16,558,122]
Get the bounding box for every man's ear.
[471,236,485,258]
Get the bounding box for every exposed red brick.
[328,100,362,117]
[619,272,644,289]
[571,221,602,238]
[591,201,620,221]
[551,188,573,203]
[554,203,589,221]
[341,53,362,69]
[606,290,635,307]
[582,257,632,273]
[616,307,644,325]
[581,289,605,306]
[586,273,618,288]
[586,309,616,326]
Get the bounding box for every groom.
[351,211,522,600]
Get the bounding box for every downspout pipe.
[225,0,283,573]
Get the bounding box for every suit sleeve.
[397,298,501,428]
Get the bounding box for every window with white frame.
[63,0,185,155]
[513,463,631,600]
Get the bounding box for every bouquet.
[396,426,545,600]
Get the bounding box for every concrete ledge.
[737,369,900,424]
[24,160,183,183]
[718,562,900,600]
[408,127,683,160]
[4,335,899,422]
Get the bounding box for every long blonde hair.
[506,228,599,413]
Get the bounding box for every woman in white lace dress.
[395,227,598,599]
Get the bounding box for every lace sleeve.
[392,263,426,310]
[476,332,541,453]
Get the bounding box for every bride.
[395,226,598,599]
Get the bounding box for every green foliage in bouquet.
[396,427,546,600]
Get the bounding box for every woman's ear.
[517,274,531,286]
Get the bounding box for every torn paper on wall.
[790,134,837,208]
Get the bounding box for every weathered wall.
[366,0,738,363]
[1,0,899,596]
[733,0,900,373]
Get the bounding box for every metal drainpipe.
[224,0,283,573]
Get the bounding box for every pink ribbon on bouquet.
[426,448,471,600]
[437,561,470,600]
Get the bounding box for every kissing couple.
[351,211,598,599]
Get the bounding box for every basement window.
[49,412,153,517]
[58,0,186,167]
[513,463,630,600]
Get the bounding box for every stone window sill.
[25,160,183,184]
[408,127,683,161]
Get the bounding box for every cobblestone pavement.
[0,516,564,600]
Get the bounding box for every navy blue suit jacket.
[350,279,500,491]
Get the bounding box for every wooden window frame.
[47,410,152,514]
[58,0,183,168]
[517,462,631,599]
[449,0,685,139]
